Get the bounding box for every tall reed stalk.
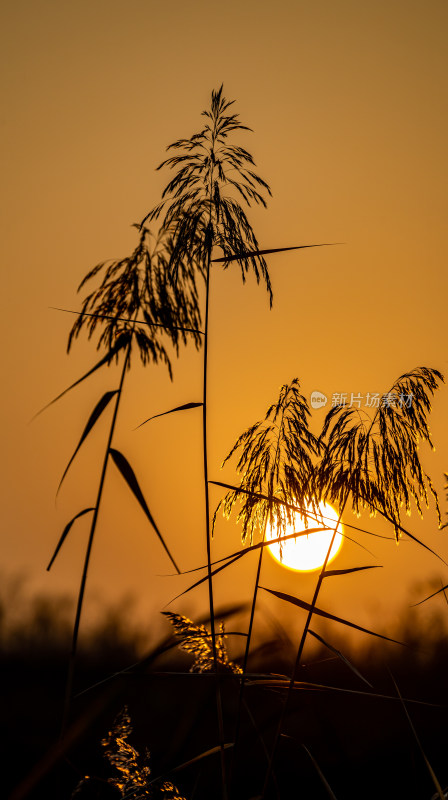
[142,86,273,796]
[45,226,203,733]
[60,326,133,735]
[213,378,320,763]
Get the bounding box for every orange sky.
[1,0,447,649]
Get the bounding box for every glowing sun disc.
[267,502,343,572]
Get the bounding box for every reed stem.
[61,333,133,736]
[202,242,228,799]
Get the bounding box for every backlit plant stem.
[202,248,228,798]
[232,407,287,760]
[61,331,133,736]
[261,413,381,797]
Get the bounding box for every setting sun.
[266,501,343,572]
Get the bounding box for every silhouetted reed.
[140,86,332,798]
[212,378,320,760]
[44,225,203,734]
[141,85,273,798]
[258,366,444,797]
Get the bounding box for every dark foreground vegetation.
[4,587,448,800]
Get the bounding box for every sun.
[266,501,343,572]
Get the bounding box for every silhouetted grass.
[4,583,448,800]
[40,225,204,733]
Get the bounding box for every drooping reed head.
[142,85,273,305]
[68,225,204,377]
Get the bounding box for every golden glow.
[266,502,343,572]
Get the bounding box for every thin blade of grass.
[211,243,341,263]
[165,552,245,606]
[360,499,447,566]
[136,401,203,429]
[209,480,395,541]
[233,699,282,799]
[33,336,128,419]
[411,583,448,607]
[109,448,180,574]
[199,602,249,625]
[149,744,233,784]
[302,744,338,799]
[57,391,118,494]
[47,507,95,571]
[389,671,445,800]
[247,678,441,707]
[386,519,446,564]
[441,581,448,606]
[166,527,325,576]
[162,527,375,579]
[308,629,372,687]
[50,306,204,335]
[322,565,381,578]
[260,587,407,646]
[299,743,338,800]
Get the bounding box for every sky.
[1,0,448,652]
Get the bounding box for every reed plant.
[34,86,447,800]
[194,365,443,796]
[257,366,444,796]
[140,86,337,799]
[44,224,203,733]
[141,86,273,798]
[212,378,321,760]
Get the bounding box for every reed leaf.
[47,507,95,571]
[300,743,338,800]
[35,335,129,417]
[150,745,234,783]
[166,529,330,606]
[260,586,407,646]
[57,390,118,494]
[389,673,445,800]
[308,629,372,687]
[412,583,448,607]
[136,401,203,428]
[322,565,381,578]
[169,527,328,577]
[166,553,245,606]
[109,448,180,574]
[356,497,447,564]
[211,242,339,263]
[247,679,441,707]
[51,305,204,336]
